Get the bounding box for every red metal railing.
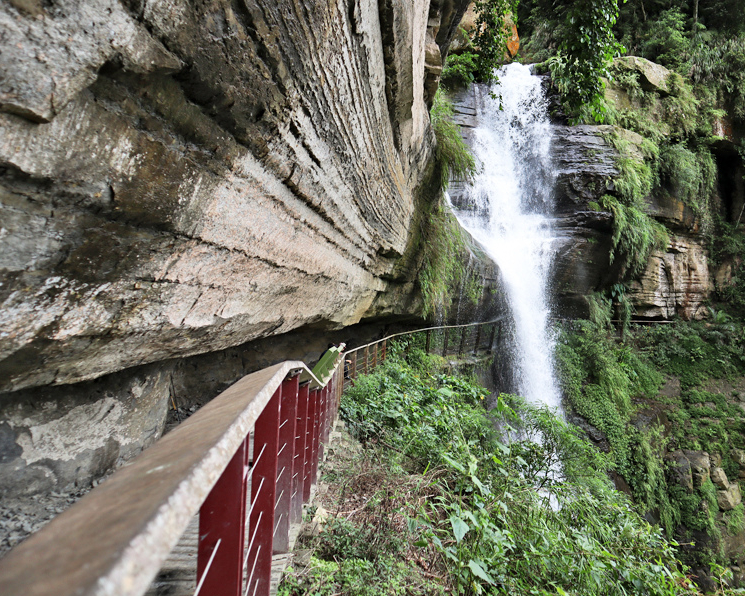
[343,318,504,389]
[0,360,344,596]
[0,319,502,596]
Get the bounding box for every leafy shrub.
[340,341,696,595]
[441,52,478,91]
[640,8,690,71]
[691,33,745,122]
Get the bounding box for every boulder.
[685,450,711,488]
[614,56,672,96]
[667,450,694,492]
[718,484,742,511]
[712,467,730,490]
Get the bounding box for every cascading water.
[450,63,561,410]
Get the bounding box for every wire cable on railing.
[247,444,267,480]
[244,543,262,596]
[343,316,507,356]
[246,479,265,520]
[193,538,222,596]
[243,511,263,573]
[273,514,283,536]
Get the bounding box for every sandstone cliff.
[0,0,472,395]
[0,0,492,495]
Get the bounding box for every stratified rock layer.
[0,0,468,394]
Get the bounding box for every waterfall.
[451,63,561,410]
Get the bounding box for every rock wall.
[0,0,483,494]
[0,0,470,395]
[551,122,713,320]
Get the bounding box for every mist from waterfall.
[451,63,561,410]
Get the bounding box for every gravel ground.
[0,406,198,560]
[0,484,96,558]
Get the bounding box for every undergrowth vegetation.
[556,308,745,573]
[282,340,714,595]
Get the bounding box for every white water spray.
[451,63,561,410]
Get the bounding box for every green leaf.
[413,539,429,548]
[450,516,470,542]
[442,453,466,473]
[467,559,495,585]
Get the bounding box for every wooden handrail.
[0,360,333,596]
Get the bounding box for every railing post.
[425,330,431,353]
[310,388,322,486]
[351,352,357,380]
[364,345,369,373]
[245,386,281,596]
[442,329,449,357]
[274,376,299,554]
[292,382,310,524]
[320,385,331,445]
[197,436,248,596]
[303,388,319,502]
[382,339,387,362]
[372,342,378,370]
[459,326,467,355]
[474,325,482,354]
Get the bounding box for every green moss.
[726,503,745,535]
[418,199,480,319]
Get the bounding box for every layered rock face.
[0,0,480,494]
[551,124,713,319]
[0,0,472,393]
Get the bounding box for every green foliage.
[659,144,715,210]
[640,8,690,71]
[548,0,625,122]
[418,199,481,319]
[278,555,438,596]
[599,194,669,279]
[556,320,663,479]
[691,33,745,122]
[471,0,518,84]
[441,52,478,91]
[637,321,745,389]
[726,503,745,535]
[431,90,476,191]
[340,342,698,595]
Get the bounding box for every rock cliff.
[0,0,490,495]
[450,80,715,320]
[551,123,713,319]
[0,0,472,395]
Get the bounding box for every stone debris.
[0,484,94,558]
[718,484,742,512]
[711,467,730,490]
